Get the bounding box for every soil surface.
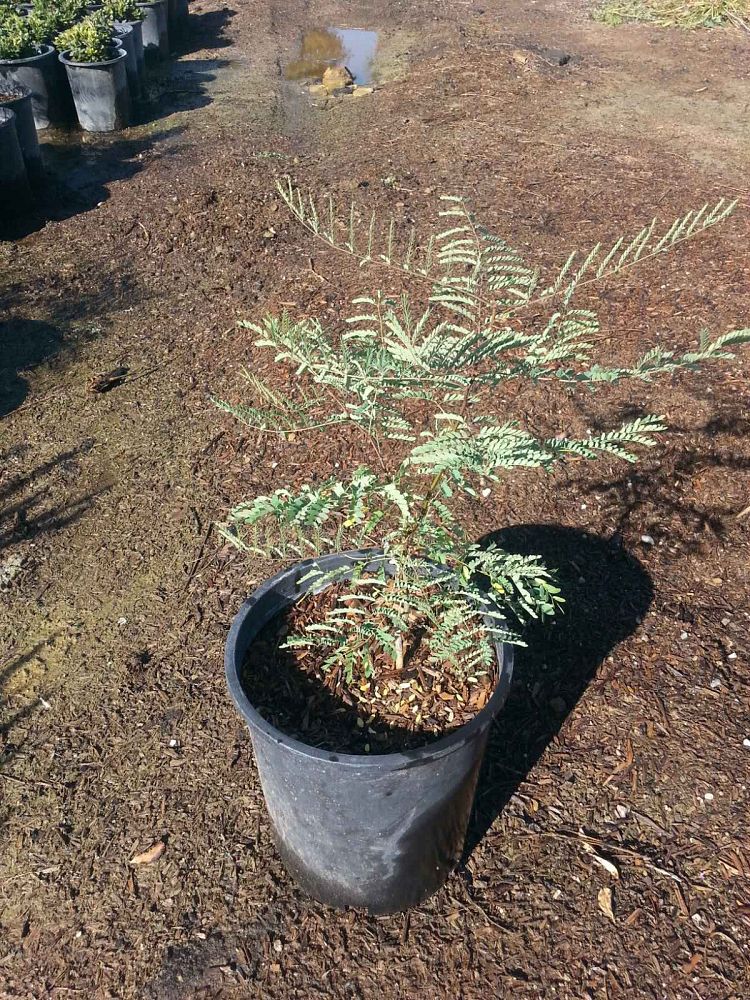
[1,1,749,997]
[242,582,498,754]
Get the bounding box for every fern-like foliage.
[219,184,748,689]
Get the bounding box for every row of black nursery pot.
[0,85,42,216]
[0,0,187,134]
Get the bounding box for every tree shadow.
[0,641,49,753]
[462,524,654,863]
[0,126,185,240]
[0,442,112,554]
[138,58,231,125]
[175,6,237,56]
[573,402,750,548]
[0,320,64,417]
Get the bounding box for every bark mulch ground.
[1,0,749,996]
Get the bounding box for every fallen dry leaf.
[130,840,165,865]
[583,842,620,878]
[597,886,616,923]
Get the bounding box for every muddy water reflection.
[285,27,378,84]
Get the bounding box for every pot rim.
[58,47,127,68]
[225,549,515,768]
[0,43,54,66]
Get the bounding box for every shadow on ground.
[571,401,750,544]
[0,126,184,240]
[138,58,232,125]
[0,641,49,756]
[463,524,654,863]
[176,6,237,56]
[0,321,65,417]
[0,442,111,554]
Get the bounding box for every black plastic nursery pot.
[138,0,169,60]
[59,47,131,133]
[113,23,143,101]
[0,108,33,216]
[0,84,42,180]
[0,44,74,129]
[117,18,145,81]
[167,0,189,34]
[225,550,515,914]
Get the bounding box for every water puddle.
[285,27,378,85]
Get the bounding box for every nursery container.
[113,22,142,101]
[0,84,42,179]
[0,44,74,128]
[116,18,145,81]
[0,108,32,214]
[167,0,188,35]
[138,0,169,60]
[225,550,515,914]
[59,46,131,132]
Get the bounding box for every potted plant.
[136,0,166,61]
[221,183,749,913]
[0,105,32,215]
[56,11,130,131]
[0,8,64,126]
[104,0,144,87]
[0,81,41,177]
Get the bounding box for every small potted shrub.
[136,0,167,61]
[221,183,749,912]
[104,0,144,88]
[0,7,63,126]
[57,11,130,131]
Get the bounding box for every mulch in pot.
[241,582,498,755]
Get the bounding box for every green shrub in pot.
[55,11,113,62]
[221,184,750,699]
[26,0,87,44]
[0,11,36,59]
[102,0,144,21]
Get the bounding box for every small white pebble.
[169,738,178,748]
[580,503,587,510]
[117,616,128,626]
[710,678,721,690]
[728,652,737,660]
[615,804,629,819]
[640,535,654,545]
[704,792,714,802]
[743,738,750,749]
[721,617,731,626]
[481,487,491,498]
[273,939,283,954]
[680,631,689,640]
[270,461,278,469]
[75,930,83,939]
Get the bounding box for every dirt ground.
[1,0,749,996]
